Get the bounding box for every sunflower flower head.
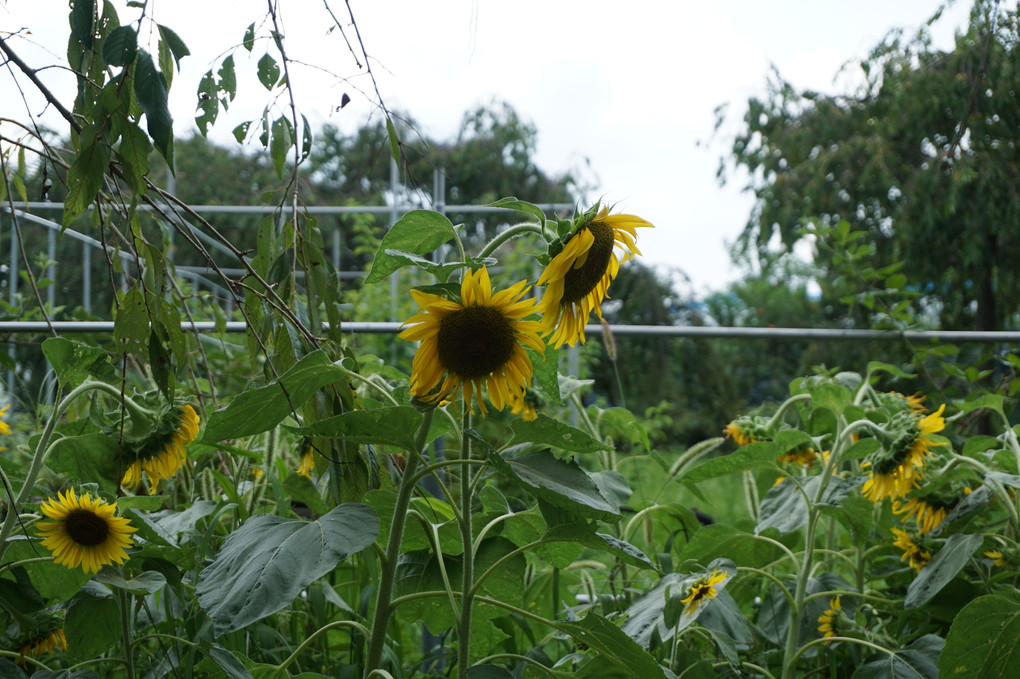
[861,404,946,503]
[11,613,67,666]
[120,402,200,494]
[723,414,777,446]
[537,204,652,347]
[37,488,137,573]
[400,267,544,414]
[817,596,849,640]
[893,492,958,535]
[891,527,931,573]
[680,569,726,616]
[509,389,540,422]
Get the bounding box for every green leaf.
[116,120,152,189]
[102,25,137,67]
[364,210,458,284]
[488,197,547,228]
[209,645,254,679]
[243,23,256,51]
[385,115,400,161]
[681,440,778,484]
[218,55,237,103]
[939,595,1020,678]
[487,449,618,521]
[270,115,293,177]
[956,394,1005,417]
[94,570,167,594]
[555,611,667,679]
[156,24,190,70]
[904,533,984,609]
[677,524,783,569]
[756,476,858,535]
[257,53,280,90]
[2,538,91,602]
[507,413,609,455]
[202,350,351,443]
[133,50,174,167]
[113,285,149,355]
[63,125,112,227]
[48,433,121,495]
[542,524,657,570]
[42,337,115,387]
[195,504,378,634]
[851,634,943,679]
[300,113,312,160]
[466,667,514,679]
[195,70,219,135]
[65,583,121,661]
[290,406,426,451]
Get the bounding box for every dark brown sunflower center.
[64,509,110,547]
[437,306,515,378]
[561,221,615,304]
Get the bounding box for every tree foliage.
[725,0,1020,330]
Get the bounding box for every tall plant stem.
[118,588,136,679]
[362,408,435,678]
[458,410,475,679]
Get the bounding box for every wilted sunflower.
[891,527,931,573]
[861,404,946,502]
[296,446,315,479]
[121,404,200,494]
[537,205,652,347]
[17,627,67,663]
[400,267,544,414]
[680,569,726,616]
[37,488,137,573]
[817,596,842,639]
[985,550,1010,567]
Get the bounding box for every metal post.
[83,242,91,312]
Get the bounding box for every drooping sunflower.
[537,205,652,347]
[296,446,315,479]
[891,527,931,573]
[0,403,11,435]
[121,404,200,494]
[893,495,955,535]
[680,569,726,616]
[861,404,946,502]
[817,596,842,639]
[400,267,544,414]
[37,488,137,573]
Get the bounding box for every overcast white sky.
[1,1,971,293]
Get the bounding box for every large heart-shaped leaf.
[196,504,378,633]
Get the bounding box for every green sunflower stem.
[458,409,475,679]
[476,222,544,260]
[362,407,435,679]
[765,393,812,430]
[117,588,136,679]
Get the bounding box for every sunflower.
[37,488,137,573]
[0,403,11,435]
[17,627,67,663]
[400,267,544,414]
[893,495,954,535]
[985,550,1010,567]
[509,390,539,422]
[537,205,652,347]
[817,596,842,639]
[121,404,200,494]
[723,421,755,446]
[680,569,726,616]
[861,404,946,502]
[891,527,931,573]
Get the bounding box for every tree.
[724,0,1020,331]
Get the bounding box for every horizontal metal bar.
[0,321,1017,342]
[12,202,575,216]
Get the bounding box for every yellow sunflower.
[17,627,67,663]
[122,404,200,494]
[509,390,538,422]
[893,496,953,535]
[537,206,652,347]
[0,403,11,435]
[862,404,946,502]
[891,527,931,573]
[817,596,842,639]
[723,421,755,446]
[680,569,726,616]
[37,488,137,573]
[400,267,544,414]
[985,550,1010,567]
